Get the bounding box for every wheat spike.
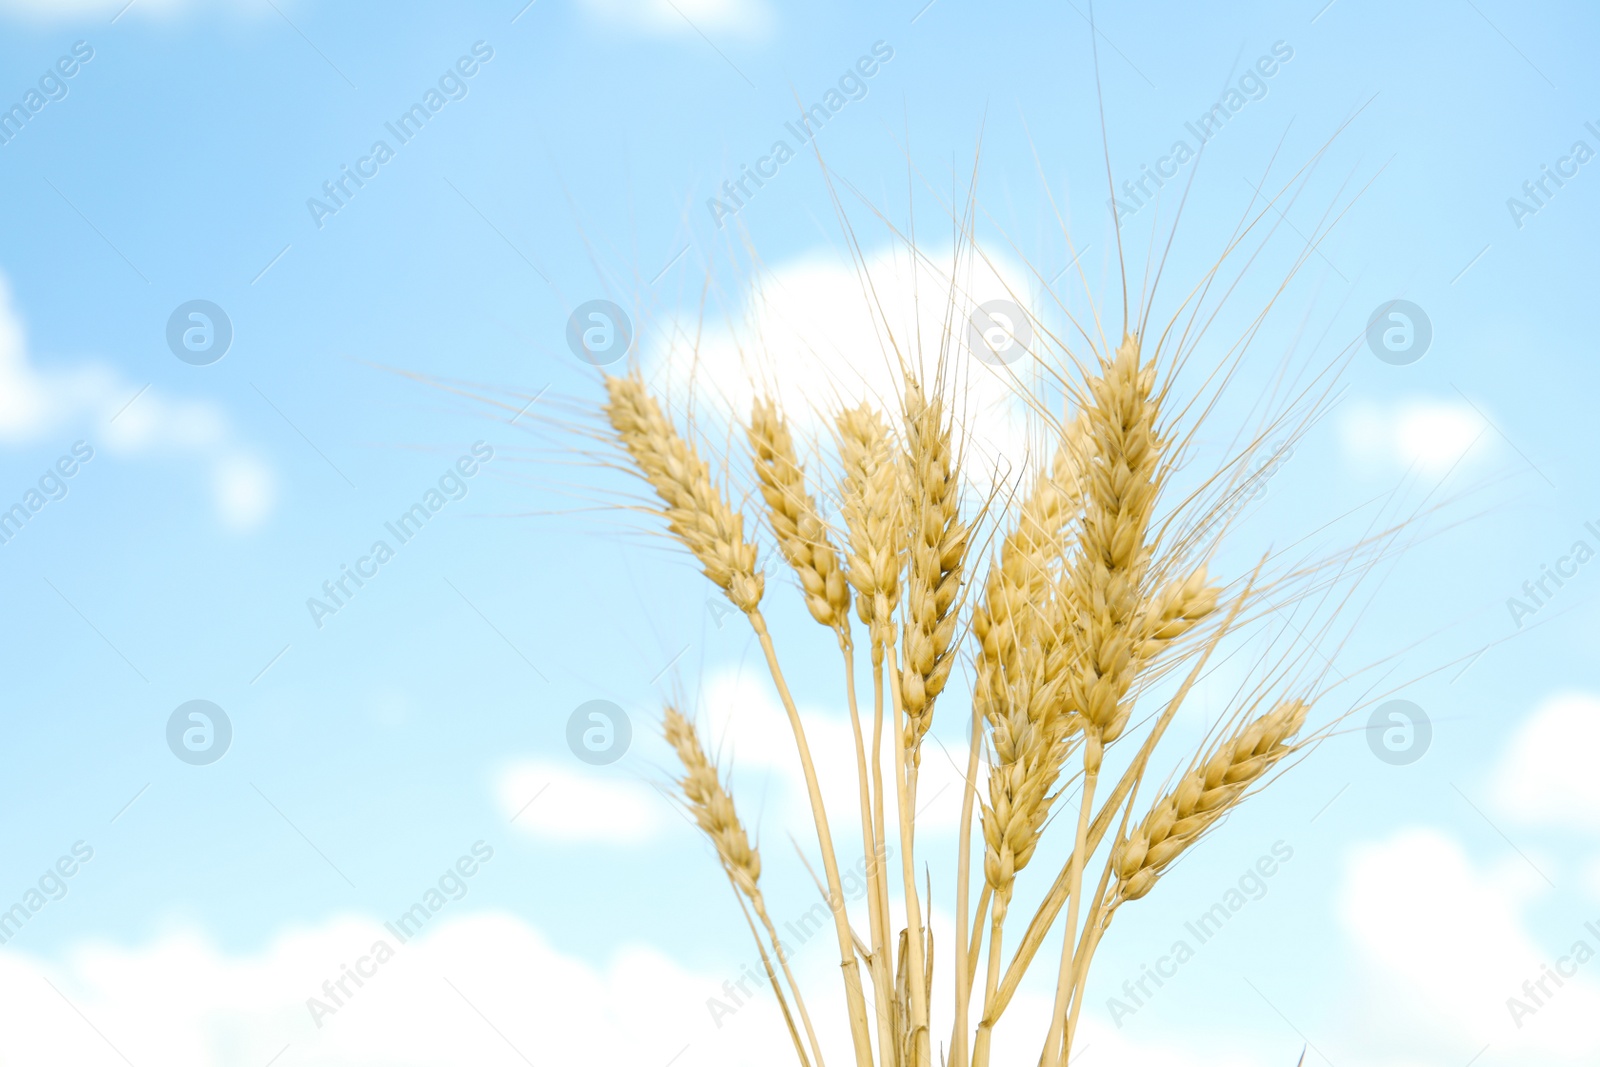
[748,397,852,631]
[1060,335,1164,765]
[664,704,763,896]
[968,423,1090,915]
[1138,564,1220,659]
[1111,699,1310,902]
[835,403,904,635]
[663,705,827,1067]
[899,376,968,756]
[604,373,764,613]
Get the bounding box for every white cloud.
[643,244,1044,493]
[0,274,274,530]
[578,0,773,38]
[212,451,277,531]
[0,907,1254,1067]
[1337,397,1488,478]
[1586,858,1600,903]
[1068,1016,1284,1067]
[1492,692,1600,835]
[1339,827,1600,1060]
[1334,694,1600,1061]
[0,0,233,20]
[99,390,228,455]
[498,760,669,844]
[0,913,811,1066]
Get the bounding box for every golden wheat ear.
[602,372,764,613]
[661,705,826,1067]
[834,401,904,634]
[747,396,852,631]
[971,418,1086,907]
[1062,332,1165,762]
[1111,698,1310,903]
[898,375,968,760]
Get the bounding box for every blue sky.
[1,0,1598,1064]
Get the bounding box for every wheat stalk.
[835,399,939,1066]
[1032,333,1167,1067]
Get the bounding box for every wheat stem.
[752,893,829,1067]
[843,641,897,1067]
[1039,756,1098,1067]
[870,656,894,1059]
[965,882,991,997]
[888,638,930,1067]
[950,702,984,1067]
[970,903,1007,1067]
[1061,900,1109,1061]
[732,889,814,1067]
[750,609,877,1067]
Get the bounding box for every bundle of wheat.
[588,173,1362,1067]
